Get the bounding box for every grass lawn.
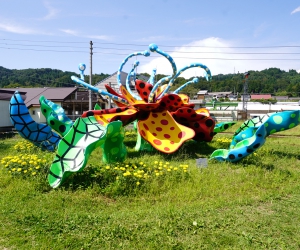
[1,123,300,249]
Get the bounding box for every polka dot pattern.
[137,110,195,153]
[189,117,216,142]
[171,107,215,142]
[135,80,153,102]
[133,102,160,112]
[158,94,194,112]
[172,107,208,122]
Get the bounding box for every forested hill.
[0,66,110,88]
[1,66,300,97]
[167,67,300,97]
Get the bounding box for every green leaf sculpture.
[48,116,126,188]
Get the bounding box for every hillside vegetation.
[0,66,109,88]
[1,66,300,98]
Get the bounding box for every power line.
[1,41,300,54]
[1,46,300,60]
[0,42,88,49]
[0,46,86,53]
[93,46,300,54]
[0,38,87,44]
[1,38,300,49]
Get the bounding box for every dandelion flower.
[136,182,140,186]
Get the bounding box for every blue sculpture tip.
[192,78,199,83]
[78,63,86,71]
[143,50,150,56]
[149,43,158,52]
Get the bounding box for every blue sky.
[0,0,300,78]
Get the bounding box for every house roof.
[251,94,272,100]
[208,92,233,96]
[94,71,128,89]
[94,71,149,97]
[1,87,77,107]
[0,89,27,101]
[197,90,208,95]
[274,96,289,100]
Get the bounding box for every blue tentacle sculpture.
[117,50,150,88]
[160,63,212,97]
[148,43,177,102]
[210,111,300,162]
[147,68,157,85]
[126,61,142,100]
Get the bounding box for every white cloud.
[291,6,300,14]
[60,29,79,36]
[43,1,60,20]
[0,22,36,34]
[138,37,300,78]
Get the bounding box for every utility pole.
[89,41,93,110]
[243,72,250,115]
[108,82,111,108]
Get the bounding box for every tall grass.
[1,125,300,249]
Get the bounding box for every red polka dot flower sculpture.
[74,44,216,154]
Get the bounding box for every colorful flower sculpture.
[8,43,241,188]
[73,43,216,153]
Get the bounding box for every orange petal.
[178,94,190,104]
[137,111,195,153]
[155,84,168,98]
[93,109,138,126]
[195,108,210,117]
[120,86,146,105]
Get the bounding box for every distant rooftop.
[2,87,77,107]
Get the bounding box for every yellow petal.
[120,86,146,105]
[138,111,195,153]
